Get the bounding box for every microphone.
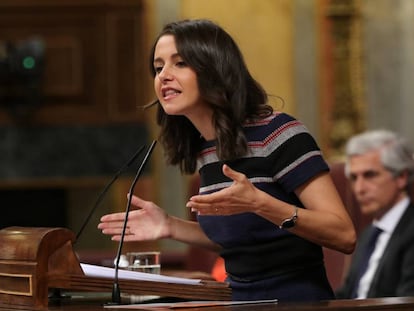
[110,140,157,305]
[75,144,146,242]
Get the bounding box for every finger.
[187,200,211,209]
[222,164,245,182]
[188,191,223,204]
[194,205,226,216]
[130,194,154,211]
[100,212,127,222]
[100,227,124,235]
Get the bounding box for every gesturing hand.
[186,164,263,216]
[98,195,170,242]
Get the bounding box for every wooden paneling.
[0,0,149,125]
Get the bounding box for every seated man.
[336,129,414,299]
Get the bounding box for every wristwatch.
[279,206,298,229]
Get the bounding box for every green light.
[22,56,36,70]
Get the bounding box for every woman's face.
[153,35,209,119]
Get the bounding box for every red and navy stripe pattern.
[197,112,328,196]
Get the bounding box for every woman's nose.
[158,67,173,82]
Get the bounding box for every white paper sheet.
[80,263,201,285]
[103,299,278,309]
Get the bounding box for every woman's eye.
[154,66,163,73]
[176,61,187,67]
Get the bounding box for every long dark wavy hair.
[149,19,273,174]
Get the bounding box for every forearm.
[166,215,222,252]
[255,175,356,254]
[256,196,355,253]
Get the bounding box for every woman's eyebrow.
[153,52,181,64]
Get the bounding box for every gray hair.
[344,129,414,185]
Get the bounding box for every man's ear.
[396,170,409,191]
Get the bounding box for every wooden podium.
[0,227,231,310]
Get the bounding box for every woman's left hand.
[186,164,263,215]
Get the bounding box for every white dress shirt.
[355,196,410,299]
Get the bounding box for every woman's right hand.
[97,194,171,242]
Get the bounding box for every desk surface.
[2,296,414,311]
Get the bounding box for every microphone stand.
[110,140,157,305]
[75,145,146,242]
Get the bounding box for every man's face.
[348,150,407,219]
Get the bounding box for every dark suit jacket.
[336,203,414,298]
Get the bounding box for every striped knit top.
[196,112,330,280]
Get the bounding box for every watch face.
[279,208,298,229]
[282,219,295,229]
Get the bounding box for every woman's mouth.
[162,88,181,99]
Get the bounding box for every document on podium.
[80,263,201,285]
[104,299,278,309]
